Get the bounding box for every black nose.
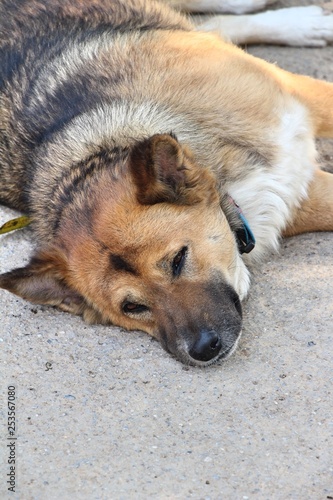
[189,330,222,362]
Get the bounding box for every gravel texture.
[1,2,333,499]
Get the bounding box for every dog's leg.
[166,0,276,15]
[193,6,333,47]
[283,170,333,236]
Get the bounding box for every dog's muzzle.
[156,279,242,366]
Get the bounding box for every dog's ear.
[129,134,218,205]
[0,249,86,315]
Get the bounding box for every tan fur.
[284,170,333,237]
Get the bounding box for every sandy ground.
[1,2,333,499]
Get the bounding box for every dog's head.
[0,134,250,365]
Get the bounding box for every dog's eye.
[172,246,187,277]
[122,302,149,315]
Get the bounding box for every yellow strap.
[0,216,32,235]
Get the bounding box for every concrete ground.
[1,2,333,499]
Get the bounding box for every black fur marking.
[110,254,137,275]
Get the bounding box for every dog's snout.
[189,330,222,362]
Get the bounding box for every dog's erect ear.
[0,249,86,315]
[129,134,218,205]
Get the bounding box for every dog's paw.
[257,6,333,47]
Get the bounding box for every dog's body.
[0,0,333,365]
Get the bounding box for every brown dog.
[0,0,333,365]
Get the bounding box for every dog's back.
[0,0,190,210]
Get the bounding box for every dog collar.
[228,196,256,254]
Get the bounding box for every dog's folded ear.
[129,133,218,205]
[0,249,86,315]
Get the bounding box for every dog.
[0,0,333,366]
